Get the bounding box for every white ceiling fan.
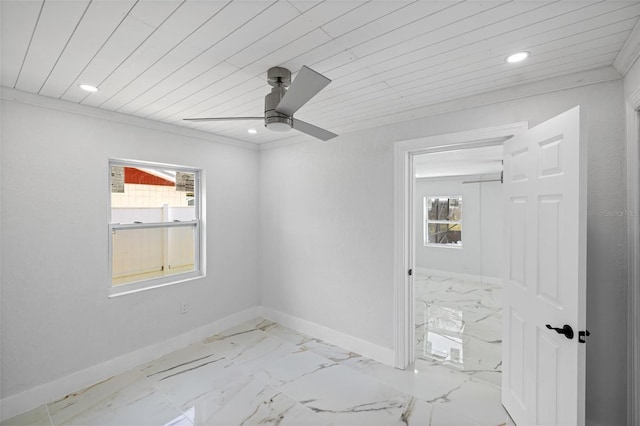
[184,66,337,141]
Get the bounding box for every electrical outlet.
[180,301,188,314]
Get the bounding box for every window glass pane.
[427,199,437,220]
[427,197,462,221]
[111,166,195,223]
[447,224,462,245]
[435,224,449,244]
[448,198,462,221]
[428,223,438,243]
[436,199,449,220]
[112,225,196,286]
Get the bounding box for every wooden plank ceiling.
[2,0,638,145]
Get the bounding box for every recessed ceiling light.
[248,128,258,134]
[506,51,529,63]
[79,84,99,92]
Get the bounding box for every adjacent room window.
[425,196,462,246]
[108,160,202,296]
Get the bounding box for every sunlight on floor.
[415,274,503,387]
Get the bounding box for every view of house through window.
[425,196,462,246]
[109,161,201,294]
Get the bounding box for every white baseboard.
[1,306,396,421]
[0,307,259,422]
[258,306,396,367]
[415,267,502,285]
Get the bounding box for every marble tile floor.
[4,318,509,426]
[415,275,503,387]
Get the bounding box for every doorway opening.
[393,123,527,372]
[413,146,504,387]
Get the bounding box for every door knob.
[545,324,574,340]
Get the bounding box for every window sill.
[424,243,463,249]
[108,271,205,298]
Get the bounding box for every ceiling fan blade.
[183,117,263,122]
[275,66,330,116]
[292,119,337,141]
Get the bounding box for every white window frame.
[108,159,204,297]
[424,195,463,248]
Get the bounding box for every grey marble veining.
[415,274,503,387]
[4,317,507,426]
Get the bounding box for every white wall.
[259,79,627,426]
[0,96,259,400]
[414,177,503,279]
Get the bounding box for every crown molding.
[614,19,640,76]
[0,87,259,151]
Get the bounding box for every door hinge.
[578,330,590,343]
[408,269,413,276]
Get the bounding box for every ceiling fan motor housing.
[264,85,292,131]
[267,66,291,87]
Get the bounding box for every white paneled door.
[502,107,586,425]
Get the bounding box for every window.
[425,196,462,246]
[108,160,202,296]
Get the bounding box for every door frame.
[626,89,640,426]
[393,122,528,369]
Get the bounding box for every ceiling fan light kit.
[184,66,337,141]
